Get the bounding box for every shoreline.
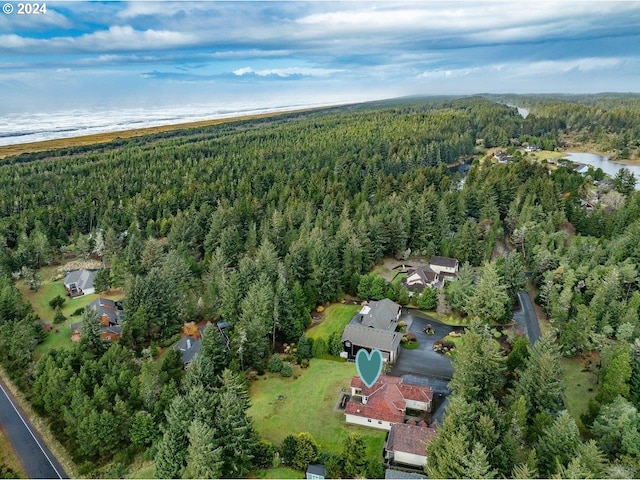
[0,104,336,160]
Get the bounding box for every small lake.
[564,152,640,190]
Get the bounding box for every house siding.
[394,451,427,468]
[345,414,392,431]
[405,399,430,411]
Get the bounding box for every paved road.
[390,312,456,380]
[0,379,68,479]
[513,291,541,344]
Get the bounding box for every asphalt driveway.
[513,291,541,344]
[390,311,456,380]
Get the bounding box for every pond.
[564,152,640,190]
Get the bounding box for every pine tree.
[154,423,188,479]
[535,412,582,477]
[465,262,510,323]
[462,442,497,479]
[513,336,564,425]
[340,434,367,478]
[79,308,106,358]
[183,419,223,479]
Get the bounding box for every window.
[367,419,371,422]
[378,421,382,424]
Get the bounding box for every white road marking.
[0,380,64,479]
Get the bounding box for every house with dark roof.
[402,266,441,294]
[87,297,123,327]
[63,269,98,297]
[174,335,202,365]
[358,299,402,331]
[306,464,326,480]
[341,324,402,363]
[344,375,432,430]
[385,422,437,468]
[428,256,459,280]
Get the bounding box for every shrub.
[397,320,407,333]
[253,440,276,468]
[49,295,66,309]
[71,307,85,316]
[53,308,66,324]
[280,435,298,465]
[405,332,416,343]
[268,354,284,373]
[312,337,327,358]
[297,334,312,363]
[300,358,310,369]
[280,364,293,377]
[291,432,319,471]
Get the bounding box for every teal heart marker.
[356,349,383,388]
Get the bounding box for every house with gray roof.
[358,299,402,331]
[63,269,98,297]
[87,297,123,327]
[174,335,202,365]
[342,323,402,363]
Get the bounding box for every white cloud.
[233,66,341,77]
[0,26,196,54]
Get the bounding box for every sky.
[1,1,640,140]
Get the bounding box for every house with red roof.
[385,422,437,468]
[344,375,433,430]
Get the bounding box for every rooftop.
[386,422,437,456]
[346,375,433,424]
[342,324,402,352]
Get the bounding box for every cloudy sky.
[1,1,640,118]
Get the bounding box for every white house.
[428,256,459,277]
[63,269,97,297]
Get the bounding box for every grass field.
[0,427,26,478]
[248,359,387,460]
[16,266,124,357]
[560,355,599,435]
[306,304,359,341]
[251,467,303,479]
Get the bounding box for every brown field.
[0,105,331,160]
[0,425,26,478]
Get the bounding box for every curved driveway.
[390,312,455,380]
[0,378,68,479]
[513,291,541,344]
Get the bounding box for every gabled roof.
[359,298,401,330]
[342,324,402,352]
[87,297,122,326]
[173,336,202,364]
[63,269,97,291]
[386,422,437,457]
[403,266,439,292]
[428,256,459,269]
[306,464,326,477]
[346,375,433,424]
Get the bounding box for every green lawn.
[306,304,360,341]
[248,359,387,459]
[252,467,303,479]
[560,356,599,435]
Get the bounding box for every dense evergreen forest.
[1,95,640,478]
